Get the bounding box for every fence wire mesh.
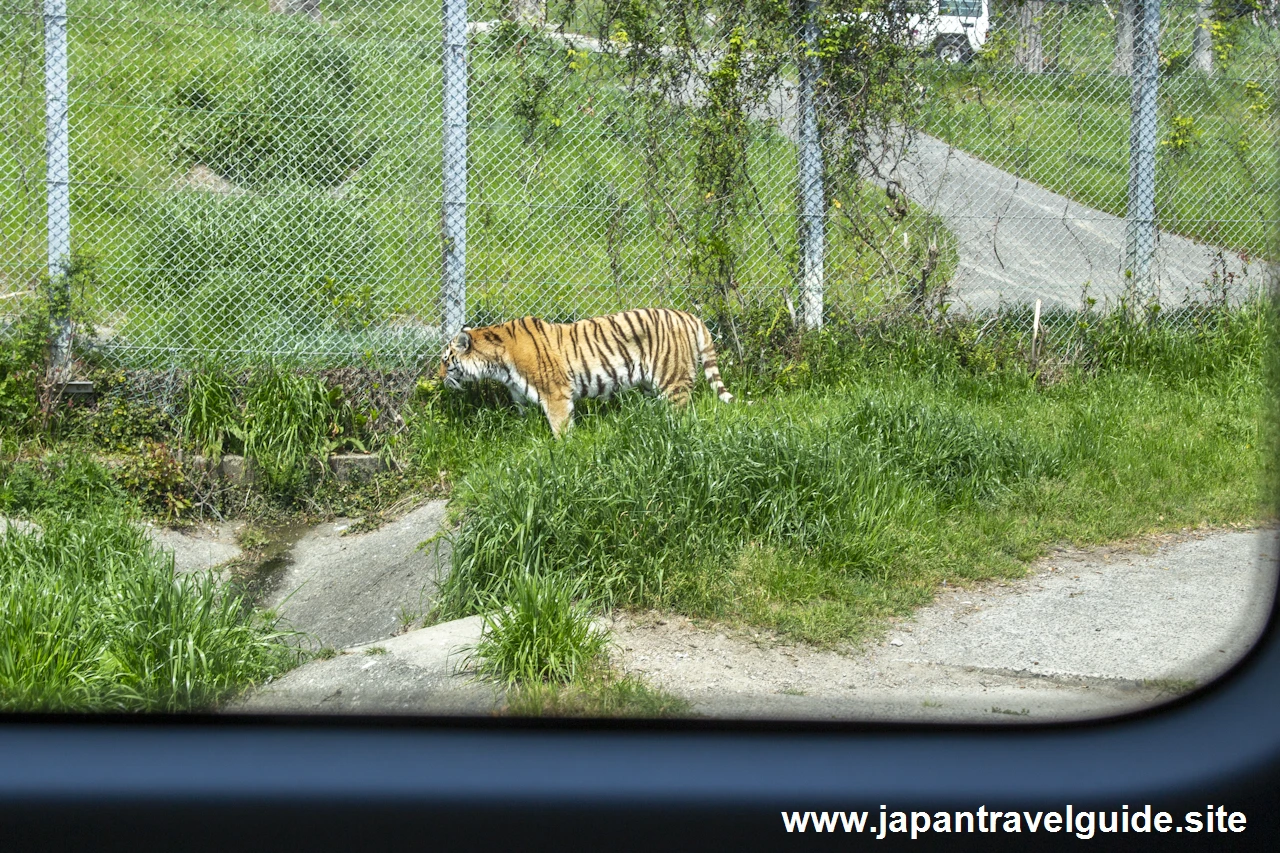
[0,0,1275,367]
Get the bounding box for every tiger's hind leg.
[663,377,694,408]
[656,363,696,408]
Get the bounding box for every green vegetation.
[0,288,1269,709]
[0,464,295,711]
[180,360,376,495]
[0,452,127,517]
[458,568,690,716]
[923,5,1278,257]
[239,363,371,493]
[503,670,693,718]
[426,301,1269,646]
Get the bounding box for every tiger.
[438,308,734,437]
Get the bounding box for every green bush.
[182,364,241,463]
[124,192,393,352]
[0,304,46,434]
[0,255,100,435]
[169,37,380,189]
[240,362,368,494]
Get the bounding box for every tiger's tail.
[692,315,734,403]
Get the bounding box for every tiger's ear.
[452,329,472,353]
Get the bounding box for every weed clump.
[436,391,1059,636]
[0,454,127,517]
[179,361,372,497]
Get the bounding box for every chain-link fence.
[0,1,1275,366]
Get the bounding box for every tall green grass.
[0,453,127,516]
[463,571,611,686]
[181,361,371,494]
[434,389,1061,638]
[0,509,295,712]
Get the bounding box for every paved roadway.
[886,130,1256,311]
[762,81,1259,313]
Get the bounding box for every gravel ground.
[609,527,1277,722]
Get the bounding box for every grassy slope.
[0,454,296,711]
[1,0,946,359]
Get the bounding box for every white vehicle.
[912,0,990,64]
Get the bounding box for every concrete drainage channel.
[149,511,1277,721]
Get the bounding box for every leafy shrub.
[118,442,192,520]
[74,370,176,453]
[0,302,46,433]
[0,254,99,434]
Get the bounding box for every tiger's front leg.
[508,386,528,414]
[541,396,574,438]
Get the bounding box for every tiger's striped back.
[439,308,733,437]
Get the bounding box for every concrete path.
[260,502,452,651]
[144,503,453,654]
[612,527,1277,722]
[766,80,1254,312]
[144,520,242,578]
[232,615,501,716]
[222,524,1275,721]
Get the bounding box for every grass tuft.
[463,571,611,687]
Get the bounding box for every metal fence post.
[798,0,824,330]
[442,0,468,339]
[43,0,71,381]
[1124,0,1160,309]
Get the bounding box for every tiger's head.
[439,327,505,390]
